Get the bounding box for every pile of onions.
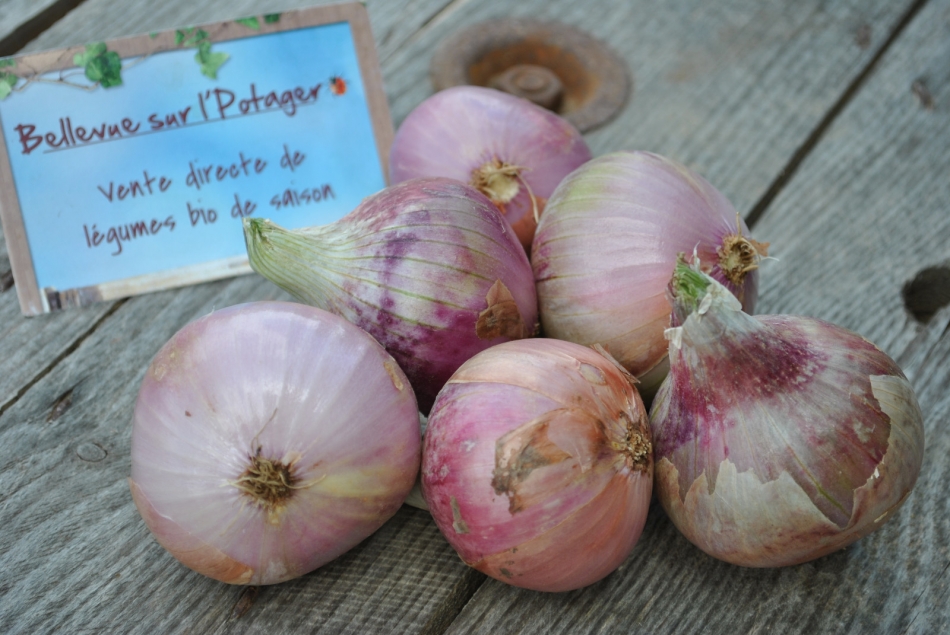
[389,86,592,251]
[243,177,538,413]
[532,151,768,394]
[422,339,653,592]
[650,260,925,567]
[129,302,420,585]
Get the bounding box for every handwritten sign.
[0,4,393,315]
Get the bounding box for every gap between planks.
[744,0,931,230]
[430,0,938,632]
[0,1,935,632]
[0,0,89,56]
[0,1,491,631]
[0,298,125,419]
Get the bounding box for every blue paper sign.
[0,4,392,314]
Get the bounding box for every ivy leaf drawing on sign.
[74,42,123,88]
[235,17,260,30]
[264,14,281,24]
[0,74,17,100]
[176,28,229,80]
[195,41,229,79]
[0,59,17,101]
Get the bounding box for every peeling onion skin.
[649,265,925,567]
[422,339,653,592]
[129,302,421,585]
[390,86,592,251]
[531,151,766,390]
[244,178,538,413]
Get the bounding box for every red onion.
[243,178,538,413]
[422,339,653,592]
[532,151,768,392]
[650,261,925,567]
[390,86,592,251]
[129,302,420,585]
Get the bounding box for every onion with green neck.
[532,151,769,399]
[243,177,538,413]
[649,259,925,567]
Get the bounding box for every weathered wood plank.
[19,0,455,65]
[0,1,488,633]
[1,0,944,633]
[382,0,911,216]
[0,0,86,55]
[0,276,479,634]
[443,0,950,633]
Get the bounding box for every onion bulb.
[422,339,653,592]
[532,151,768,392]
[390,86,592,251]
[243,177,538,413]
[650,260,925,567]
[129,302,420,585]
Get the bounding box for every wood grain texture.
[0,0,85,55]
[1,0,947,633]
[0,276,478,634]
[0,1,475,633]
[445,0,950,633]
[381,0,912,215]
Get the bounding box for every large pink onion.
[390,86,592,251]
[129,302,420,585]
[244,178,538,413]
[422,339,653,592]
[650,261,925,567]
[532,151,768,392]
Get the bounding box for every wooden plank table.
[1,0,948,632]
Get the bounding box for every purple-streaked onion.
[422,339,653,592]
[129,302,420,585]
[243,177,538,413]
[390,86,592,251]
[532,151,769,393]
[650,261,925,567]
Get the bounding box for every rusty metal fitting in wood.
[488,64,564,110]
[430,19,630,132]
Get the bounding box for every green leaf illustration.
[74,42,122,88]
[195,41,229,79]
[0,59,16,100]
[235,17,260,30]
[0,75,16,100]
[264,13,281,24]
[176,27,207,47]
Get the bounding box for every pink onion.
[243,178,538,413]
[532,151,768,392]
[129,302,420,585]
[650,261,925,567]
[390,86,592,251]
[422,339,653,592]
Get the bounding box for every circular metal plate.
[430,19,631,133]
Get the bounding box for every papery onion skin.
[531,151,767,387]
[244,178,538,414]
[129,302,420,585]
[422,339,653,592]
[390,86,592,251]
[649,263,925,567]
